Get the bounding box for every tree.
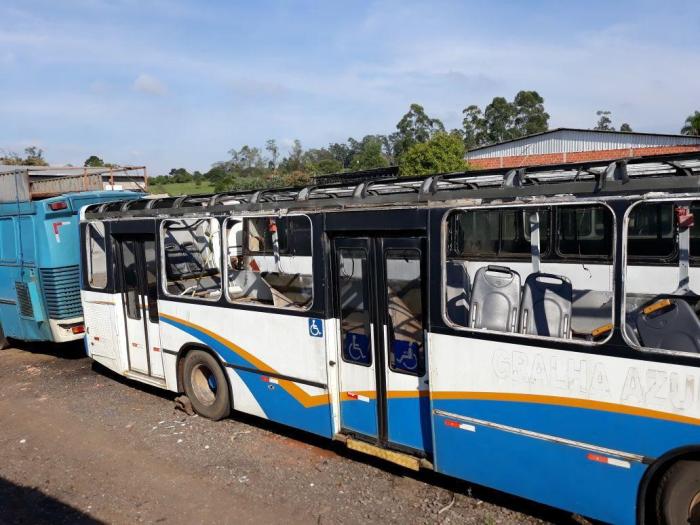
[512,90,550,137]
[349,136,389,171]
[392,104,445,159]
[168,168,193,183]
[681,111,700,136]
[461,90,550,150]
[594,110,615,131]
[620,123,633,132]
[398,132,466,177]
[84,155,105,167]
[265,139,279,170]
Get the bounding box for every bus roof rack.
[84,151,700,218]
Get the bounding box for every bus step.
[345,437,430,472]
[124,370,167,388]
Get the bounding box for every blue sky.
[1,0,699,175]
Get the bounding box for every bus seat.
[636,298,700,353]
[520,273,573,338]
[469,265,521,332]
[445,261,470,326]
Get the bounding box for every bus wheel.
[182,350,230,421]
[656,460,700,525]
[0,325,9,350]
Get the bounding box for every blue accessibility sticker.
[308,318,324,337]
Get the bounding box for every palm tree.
[681,111,700,136]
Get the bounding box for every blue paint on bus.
[0,190,141,343]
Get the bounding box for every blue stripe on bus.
[160,314,333,438]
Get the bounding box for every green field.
[149,181,215,196]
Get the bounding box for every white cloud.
[133,73,167,96]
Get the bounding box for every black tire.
[0,324,9,350]
[656,460,700,525]
[182,350,231,421]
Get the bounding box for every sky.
[1,0,699,175]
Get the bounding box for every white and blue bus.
[80,153,700,524]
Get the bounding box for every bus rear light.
[71,325,85,334]
[49,201,68,211]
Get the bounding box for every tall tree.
[594,110,615,131]
[681,111,700,136]
[461,90,550,150]
[392,103,445,159]
[398,131,466,176]
[512,90,550,137]
[265,139,279,170]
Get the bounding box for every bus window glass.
[121,239,140,320]
[558,206,613,258]
[624,199,700,355]
[447,209,498,256]
[445,204,614,343]
[162,218,222,301]
[338,247,371,365]
[627,203,675,259]
[502,209,550,255]
[386,249,424,375]
[86,222,107,288]
[226,215,313,310]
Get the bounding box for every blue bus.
[0,190,141,347]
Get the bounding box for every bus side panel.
[82,290,127,373]
[429,333,700,525]
[158,301,334,438]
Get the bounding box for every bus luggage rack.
[85,151,700,217]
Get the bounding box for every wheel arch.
[637,445,700,524]
[175,342,234,408]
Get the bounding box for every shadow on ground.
[7,339,86,360]
[0,476,103,524]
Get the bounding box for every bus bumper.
[48,317,85,343]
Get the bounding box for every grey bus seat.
[636,298,700,353]
[445,260,470,326]
[469,265,521,332]
[520,273,573,338]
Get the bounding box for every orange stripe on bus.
[430,391,700,426]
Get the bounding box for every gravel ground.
[0,342,584,524]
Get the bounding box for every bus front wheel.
[182,350,231,421]
[0,324,9,350]
[656,459,700,525]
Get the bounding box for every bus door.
[333,236,431,455]
[115,234,164,378]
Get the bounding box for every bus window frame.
[446,207,552,261]
[223,212,314,312]
[554,204,615,262]
[441,200,617,347]
[159,216,223,303]
[85,220,108,290]
[621,196,700,359]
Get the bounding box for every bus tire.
[656,459,700,525]
[182,350,231,421]
[0,324,9,350]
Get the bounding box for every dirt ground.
[0,342,583,525]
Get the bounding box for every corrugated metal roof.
[467,128,700,159]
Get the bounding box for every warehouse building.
[466,128,700,169]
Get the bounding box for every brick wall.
[467,144,700,170]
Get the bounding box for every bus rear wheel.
[656,460,700,525]
[182,350,230,421]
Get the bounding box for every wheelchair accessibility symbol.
[308,318,324,338]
